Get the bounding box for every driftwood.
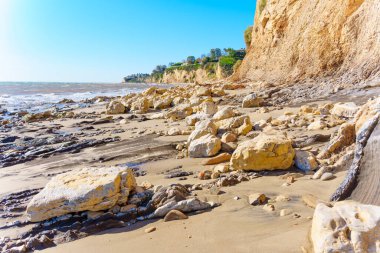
[330,115,379,201]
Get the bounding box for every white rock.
[188,134,221,158]
[213,107,236,121]
[311,201,380,253]
[26,167,136,222]
[187,119,218,144]
[331,102,359,118]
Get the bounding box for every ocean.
[0,82,168,113]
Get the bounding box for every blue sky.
[0,0,256,82]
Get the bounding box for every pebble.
[145,227,156,233]
[320,172,335,181]
[280,209,293,216]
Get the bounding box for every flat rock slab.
[26,167,136,222]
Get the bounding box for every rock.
[307,119,327,130]
[209,185,221,195]
[263,204,275,212]
[331,102,359,118]
[153,198,212,217]
[185,113,210,126]
[242,93,264,108]
[86,211,104,220]
[106,101,126,114]
[280,209,293,216]
[275,195,291,202]
[302,194,331,209]
[188,134,221,158]
[120,204,136,213]
[145,227,156,233]
[200,101,218,115]
[213,164,230,173]
[216,115,251,132]
[311,201,380,253]
[237,117,253,135]
[221,132,237,143]
[151,184,190,209]
[131,98,149,114]
[196,87,211,97]
[163,210,188,222]
[167,127,182,136]
[230,132,295,171]
[187,119,218,144]
[26,167,136,222]
[320,172,335,181]
[202,153,231,165]
[221,142,237,153]
[286,176,295,184]
[213,107,236,121]
[141,181,154,189]
[312,166,331,180]
[294,150,318,172]
[153,96,172,110]
[318,122,355,159]
[165,104,193,121]
[248,193,267,206]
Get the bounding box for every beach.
[1,80,379,252]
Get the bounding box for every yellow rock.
[230,132,295,171]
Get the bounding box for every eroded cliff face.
[160,66,225,84]
[235,0,380,86]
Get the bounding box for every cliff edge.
[235,0,380,86]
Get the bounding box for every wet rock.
[294,150,318,172]
[26,167,136,222]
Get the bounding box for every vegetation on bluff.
[123,48,246,83]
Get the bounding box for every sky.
[0,0,256,83]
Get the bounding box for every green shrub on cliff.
[219,56,237,76]
[244,26,253,49]
[233,60,242,73]
[259,0,267,14]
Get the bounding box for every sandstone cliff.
[235,0,380,86]
[160,65,226,84]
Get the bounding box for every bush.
[219,56,237,76]
[244,26,253,49]
[259,0,267,14]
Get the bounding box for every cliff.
[235,0,380,86]
[160,65,226,84]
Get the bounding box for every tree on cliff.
[186,56,196,64]
[210,48,222,61]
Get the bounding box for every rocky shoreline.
[1,81,380,253]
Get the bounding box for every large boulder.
[242,93,264,108]
[188,134,221,158]
[106,101,126,114]
[331,102,359,118]
[131,98,149,114]
[26,167,136,222]
[230,132,295,171]
[153,96,173,110]
[187,119,218,144]
[311,201,380,253]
